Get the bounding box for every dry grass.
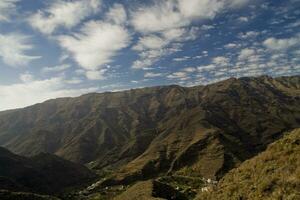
[197,128,300,200]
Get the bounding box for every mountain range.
[0,75,299,199]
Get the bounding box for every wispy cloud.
[0,0,18,22]
[85,69,107,80]
[105,3,127,25]
[173,56,191,62]
[0,33,40,67]
[19,72,34,83]
[238,31,260,39]
[28,0,101,35]
[42,64,71,73]
[144,72,163,78]
[167,71,190,81]
[132,27,198,69]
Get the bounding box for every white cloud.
[183,67,197,72]
[105,3,127,25]
[162,27,199,41]
[19,72,34,82]
[173,56,190,62]
[212,56,230,67]
[0,33,40,67]
[85,69,107,80]
[58,20,130,74]
[130,0,250,71]
[238,48,256,60]
[0,0,18,22]
[178,0,224,20]
[263,35,300,51]
[65,78,83,84]
[144,72,163,78]
[190,32,299,82]
[224,43,240,49]
[132,27,197,69]
[286,20,300,28]
[132,59,155,70]
[200,24,214,31]
[132,46,180,69]
[28,0,101,35]
[238,16,249,22]
[166,66,197,81]
[0,76,98,111]
[131,0,250,33]
[131,1,188,33]
[197,64,217,72]
[238,31,259,39]
[42,64,71,73]
[167,71,188,80]
[133,35,169,51]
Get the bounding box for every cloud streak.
[0,33,40,67]
[0,0,18,22]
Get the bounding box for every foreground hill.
[197,128,300,200]
[0,147,96,196]
[0,75,299,183]
[112,128,300,200]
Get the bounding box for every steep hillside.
[0,75,299,183]
[0,147,96,195]
[197,128,300,200]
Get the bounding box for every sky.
[0,0,299,111]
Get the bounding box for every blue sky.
[0,0,299,110]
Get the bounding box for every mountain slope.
[0,147,96,195]
[0,75,299,183]
[196,128,300,200]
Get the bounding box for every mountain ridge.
[0,75,299,186]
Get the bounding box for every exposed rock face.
[196,128,300,200]
[0,147,96,195]
[0,76,299,182]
